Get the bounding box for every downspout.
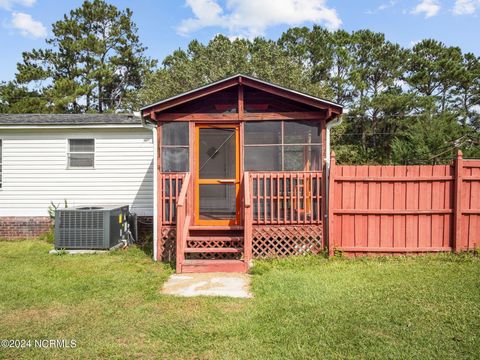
[325,114,343,250]
[325,115,342,175]
[141,115,158,261]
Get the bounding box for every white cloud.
[365,0,398,15]
[378,1,395,11]
[452,0,480,15]
[227,34,247,41]
[10,11,46,38]
[177,0,342,38]
[0,0,36,10]
[411,0,440,18]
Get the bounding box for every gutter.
[325,115,343,249]
[141,115,158,262]
[0,124,144,129]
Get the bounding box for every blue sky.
[0,0,479,82]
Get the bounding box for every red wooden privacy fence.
[328,151,480,256]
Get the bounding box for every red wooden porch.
[141,74,342,273]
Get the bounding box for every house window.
[244,121,322,171]
[67,139,95,168]
[161,122,189,172]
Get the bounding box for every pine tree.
[15,0,155,113]
[0,81,48,113]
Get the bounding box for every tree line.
[0,0,478,164]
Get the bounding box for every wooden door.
[195,124,240,225]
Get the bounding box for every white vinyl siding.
[0,128,153,216]
[0,139,2,189]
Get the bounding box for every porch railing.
[160,173,186,224]
[249,172,323,225]
[176,173,191,271]
[162,171,323,225]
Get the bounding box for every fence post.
[453,150,463,253]
[328,151,336,257]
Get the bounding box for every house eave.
[0,124,145,130]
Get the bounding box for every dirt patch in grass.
[2,306,69,327]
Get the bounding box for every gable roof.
[0,113,141,127]
[140,74,343,116]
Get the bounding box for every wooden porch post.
[244,172,253,267]
[238,81,244,117]
[453,150,463,253]
[176,173,191,273]
[321,119,327,254]
[328,151,336,257]
[156,125,163,261]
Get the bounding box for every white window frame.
[67,138,95,169]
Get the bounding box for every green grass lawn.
[0,241,479,359]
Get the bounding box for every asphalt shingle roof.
[0,113,141,126]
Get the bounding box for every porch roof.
[140,74,343,121]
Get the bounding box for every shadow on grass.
[133,232,176,271]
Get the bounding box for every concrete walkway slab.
[161,273,252,298]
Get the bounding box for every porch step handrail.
[176,172,191,272]
[177,173,190,207]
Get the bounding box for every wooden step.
[184,247,242,253]
[181,259,247,273]
[188,231,244,238]
[189,225,244,231]
[186,236,244,242]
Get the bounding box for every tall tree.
[15,0,155,113]
[139,35,326,106]
[453,53,480,129]
[391,113,480,163]
[404,39,463,113]
[345,30,409,161]
[0,81,48,113]
[310,27,356,106]
[278,26,355,105]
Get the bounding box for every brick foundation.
[0,216,52,240]
[0,215,155,242]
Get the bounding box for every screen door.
[195,125,240,225]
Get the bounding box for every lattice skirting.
[252,225,323,258]
[158,225,323,261]
[158,226,176,262]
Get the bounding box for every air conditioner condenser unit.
[54,205,130,250]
